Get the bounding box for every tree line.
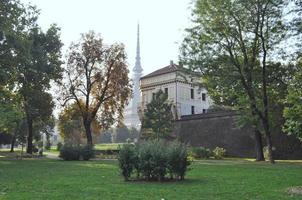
[0,0,131,153]
[181,0,302,163]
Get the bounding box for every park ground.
[0,147,302,200]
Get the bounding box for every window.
[191,88,194,99]
[152,93,156,100]
[165,88,168,95]
[202,109,206,113]
[191,106,195,115]
[202,93,206,101]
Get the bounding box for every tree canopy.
[181,0,301,163]
[60,31,132,145]
[141,90,174,140]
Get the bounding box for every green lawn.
[94,143,125,151]
[0,153,302,199]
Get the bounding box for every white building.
[139,61,212,119]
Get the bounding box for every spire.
[133,23,143,74]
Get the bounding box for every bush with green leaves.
[167,142,190,180]
[190,146,212,159]
[80,145,95,161]
[59,143,95,161]
[59,143,80,161]
[213,147,226,159]
[118,144,137,181]
[118,140,190,181]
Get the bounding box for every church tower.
[132,24,143,114]
[124,24,143,128]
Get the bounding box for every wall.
[175,111,302,159]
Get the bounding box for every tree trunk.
[10,134,16,153]
[263,121,275,164]
[254,129,265,161]
[265,135,274,164]
[83,120,93,146]
[26,116,33,154]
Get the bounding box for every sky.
[21,0,193,76]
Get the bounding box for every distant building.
[139,61,212,119]
[124,24,143,128]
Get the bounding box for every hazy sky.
[21,0,193,76]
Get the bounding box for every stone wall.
[175,111,302,159]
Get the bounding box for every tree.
[60,31,132,145]
[141,90,174,140]
[58,101,101,144]
[0,1,63,154]
[181,0,299,163]
[17,24,62,154]
[0,0,25,85]
[283,59,302,141]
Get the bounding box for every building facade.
[139,61,212,119]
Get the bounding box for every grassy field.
[0,152,302,200]
[94,143,125,151]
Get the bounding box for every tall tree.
[141,90,174,140]
[181,0,298,163]
[0,1,62,154]
[283,59,302,141]
[60,31,132,146]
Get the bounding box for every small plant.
[118,144,136,181]
[80,145,95,161]
[59,142,80,161]
[190,147,212,159]
[167,142,190,180]
[213,147,226,159]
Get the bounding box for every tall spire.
[133,23,143,74]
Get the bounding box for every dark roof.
[141,63,178,79]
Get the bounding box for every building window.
[202,93,206,101]
[203,109,206,113]
[152,93,156,100]
[191,106,195,115]
[165,88,168,95]
[191,89,194,99]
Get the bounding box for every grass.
[0,152,302,199]
[94,143,125,151]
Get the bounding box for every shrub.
[118,144,136,181]
[57,142,63,151]
[80,145,95,161]
[190,147,212,159]
[147,141,167,181]
[59,143,80,161]
[167,142,190,180]
[213,147,226,159]
[117,140,190,181]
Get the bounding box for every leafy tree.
[283,60,302,140]
[181,0,299,163]
[141,90,174,140]
[58,101,101,144]
[0,1,63,154]
[0,0,25,84]
[60,31,132,145]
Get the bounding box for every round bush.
[59,143,80,161]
